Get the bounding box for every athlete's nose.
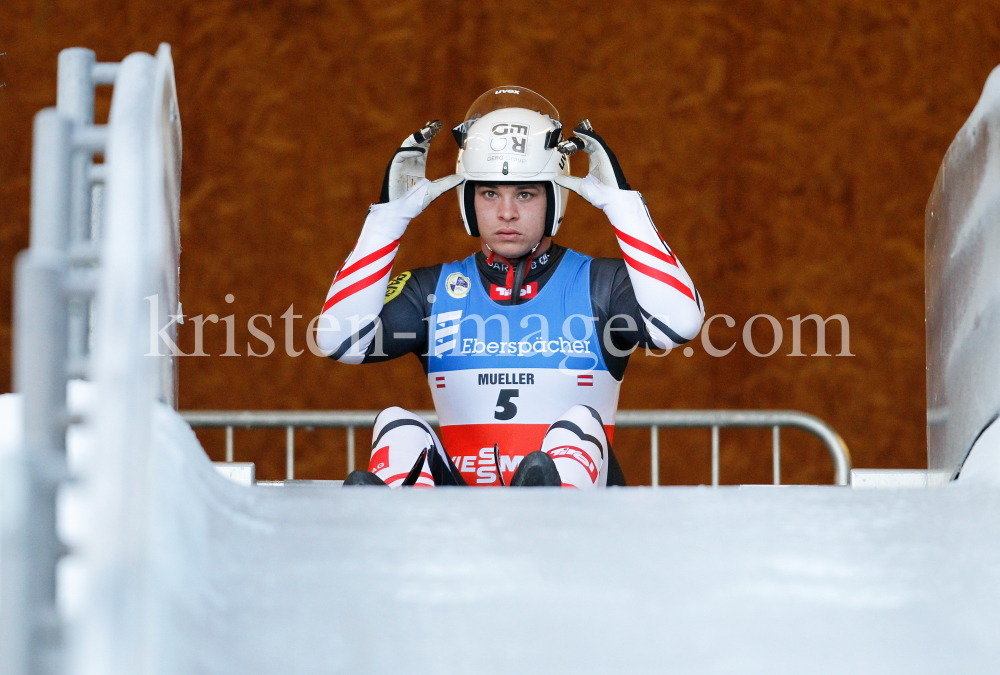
[496,194,519,222]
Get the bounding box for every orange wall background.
[2,1,999,483]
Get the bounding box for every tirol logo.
[490,283,536,301]
[490,123,528,155]
[369,446,390,474]
[445,272,471,298]
[546,446,599,483]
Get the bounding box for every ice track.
[105,402,1000,674]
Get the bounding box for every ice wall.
[926,64,1000,477]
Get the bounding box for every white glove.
[421,174,464,210]
[368,175,465,237]
[380,120,463,207]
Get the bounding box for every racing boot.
[343,470,389,486]
[510,451,562,487]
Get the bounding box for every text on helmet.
[490,123,529,155]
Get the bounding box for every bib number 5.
[494,389,519,420]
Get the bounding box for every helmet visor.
[463,86,560,125]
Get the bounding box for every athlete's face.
[475,183,549,259]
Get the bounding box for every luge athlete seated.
[317,86,704,488]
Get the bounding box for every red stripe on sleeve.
[338,239,400,279]
[613,227,678,267]
[620,251,695,301]
[323,260,394,312]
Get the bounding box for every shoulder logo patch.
[384,271,411,304]
[445,272,471,299]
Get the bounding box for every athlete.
[317,86,704,488]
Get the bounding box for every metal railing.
[2,45,183,675]
[182,409,852,486]
[2,48,122,675]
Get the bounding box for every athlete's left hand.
[554,122,632,209]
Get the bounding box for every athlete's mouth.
[495,228,522,239]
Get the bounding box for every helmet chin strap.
[484,240,542,305]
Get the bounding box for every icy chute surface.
[118,402,1000,675]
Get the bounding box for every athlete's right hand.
[379,120,463,209]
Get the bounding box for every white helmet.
[454,86,570,237]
